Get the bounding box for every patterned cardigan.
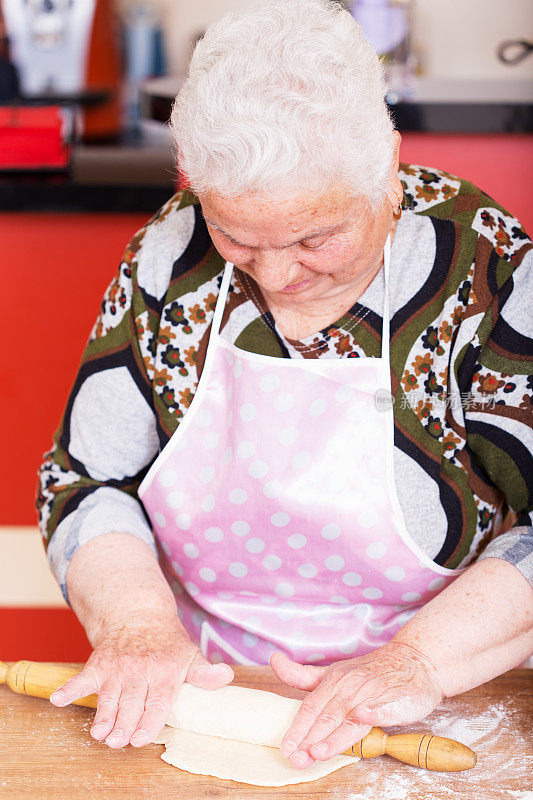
[36,163,533,603]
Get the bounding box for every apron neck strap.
[209,260,234,342]
[381,233,391,362]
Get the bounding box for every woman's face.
[199,181,401,309]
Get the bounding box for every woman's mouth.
[281,279,312,293]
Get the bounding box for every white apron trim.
[200,621,260,666]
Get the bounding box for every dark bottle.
[0,5,19,102]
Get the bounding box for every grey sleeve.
[477,526,533,586]
[46,488,158,604]
[37,261,161,605]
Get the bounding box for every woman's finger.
[104,677,149,749]
[309,715,372,761]
[291,693,351,757]
[348,675,417,723]
[49,666,99,707]
[186,651,234,689]
[279,682,332,760]
[90,678,122,741]
[130,680,176,747]
[288,674,397,765]
[270,652,325,692]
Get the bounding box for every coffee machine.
[1,0,121,138]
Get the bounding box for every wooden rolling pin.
[1,659,477,772]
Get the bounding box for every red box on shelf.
[0,105,70,170]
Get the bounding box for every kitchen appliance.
[1,0,121,139]
[350,0,417,103]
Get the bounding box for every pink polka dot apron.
[138,236,463,666]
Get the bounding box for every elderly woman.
[38,0,532,771]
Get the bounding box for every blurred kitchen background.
[1,0,532,661]
[0,0,532,207]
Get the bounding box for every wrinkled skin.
[50,611,234,749]
[198,132,403,340]
[270,641,444,768]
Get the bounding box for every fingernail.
[107,730,123,741]
[130,729,149,746]
[50,690,65,704]
[291,752,309,768]
[313,743,328,757]
[281,741,297,757]
[91,722,107,735]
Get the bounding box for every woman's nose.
[251,250,299,292]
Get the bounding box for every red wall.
[1,213,148,527]
[2,134,531,662]
[0,608,92,662]
[2,214,147,662]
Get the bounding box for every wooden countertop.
[1,665,531,800]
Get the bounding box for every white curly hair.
[171,0,396,208]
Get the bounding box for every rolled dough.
[154,684,359,787]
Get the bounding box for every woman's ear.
[390,130,402,172]
[385,131,403,212]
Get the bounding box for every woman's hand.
[270,642,444,769]
[49,610,234,749]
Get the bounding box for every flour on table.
[153,683,359,787]
[328,701,532,800]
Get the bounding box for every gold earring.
[393,191,403,220]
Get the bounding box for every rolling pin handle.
[352,727,388,758]
[384,731,477,771]
[0,660,98,708]
[347,727,477,772]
